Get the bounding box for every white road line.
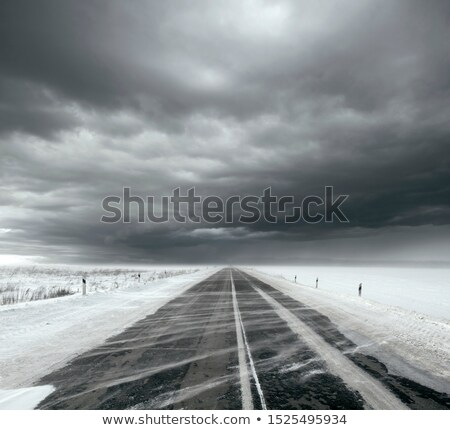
[230,271,253,410]
[231,272,267,410]
[253,284,408,410]
[231,272,253,410]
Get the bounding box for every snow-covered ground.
[249,265,450,321]
[1,264,448,409]
[0,267,215,391]
[0,265,200,305]
[247,267,450,393]
[0,386,54,410]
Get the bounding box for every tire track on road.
[232,269,365,409]
[253,284,407,409]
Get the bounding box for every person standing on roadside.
[358,283,362,297]
[316,277,318,288]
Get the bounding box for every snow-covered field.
[1,264,448,409]
[0,266,215,391]
[0,265,200,306]
[249,265,450,321]
[247,266,450,393]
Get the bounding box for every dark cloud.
[0,0,449,265]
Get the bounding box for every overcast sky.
[0,0,449,266]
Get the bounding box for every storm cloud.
[0,0,449,265]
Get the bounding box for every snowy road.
[36,269,449,410]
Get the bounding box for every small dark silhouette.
[294,275,297,283]
[358,283,362,297]
[316,277,318,288]
[82,278,86,285]
[138,273,141,282]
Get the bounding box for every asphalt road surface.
[37,269,450,410]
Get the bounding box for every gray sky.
[0,0,449,265]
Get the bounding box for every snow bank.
[0,386,54,410]
[0,267,215,389]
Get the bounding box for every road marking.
[253,284,408,410]
[231,272,267,410]
[230,272,253,410]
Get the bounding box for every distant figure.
[316,277,318,288]
[138,273,141,282]
[358,283,362,297]
[294,275,297,283]
[82,277,87,296]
